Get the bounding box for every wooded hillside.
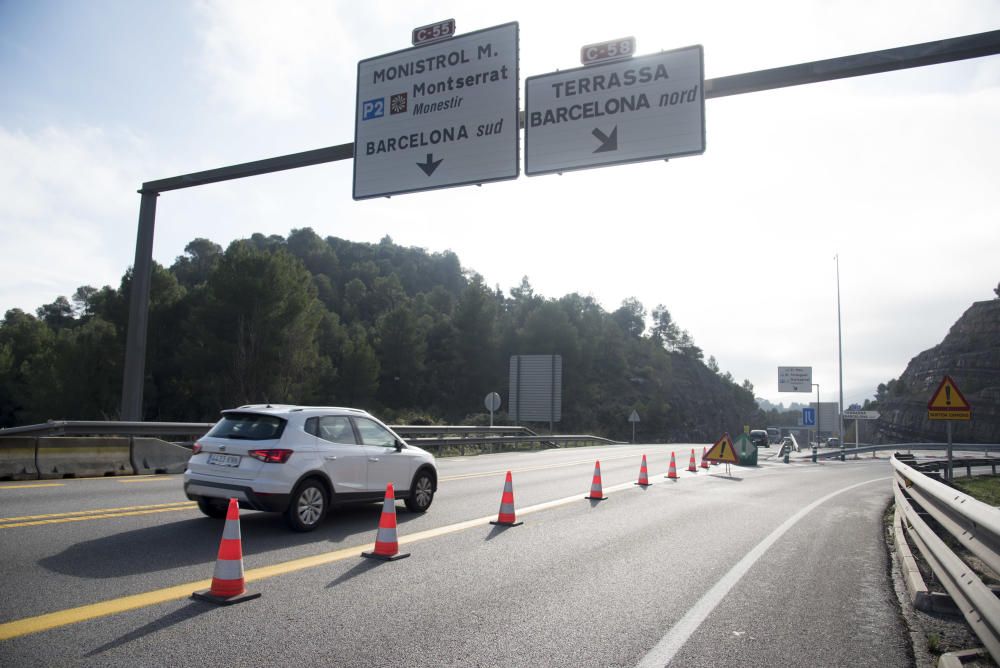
[0,229,764,440]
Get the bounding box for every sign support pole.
[947,420,954,481]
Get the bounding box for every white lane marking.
[635,475,890,667]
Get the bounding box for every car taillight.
[192,442,202,455]
[248,449,294,463]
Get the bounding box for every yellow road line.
[0,479,638,641]
[0,483,64,490]
[0,506,199,529]
[1,474,171,486]
[0,503,197,527]
[116,477,173,483]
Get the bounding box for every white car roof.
[226,405,372,418]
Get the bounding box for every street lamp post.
[812,383,820,445]
[811,383,820,463]
[835,254,845,447]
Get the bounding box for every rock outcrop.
[875,299,1000,444]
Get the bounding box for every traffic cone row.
[363,482,411,561]
[586,460,609,500]
[192,498,261,605]
[666,451,679,479]
[194,450,723,598]
[491,470,523,527]
[635,454,651,487]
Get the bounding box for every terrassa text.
[529,64,685,128]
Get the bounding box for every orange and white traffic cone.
[585,460,608,500]
[687,449,698,472]
[700,446,710,469]
[666,451,679,479]
[490,471,523,527]
[362,483,410,561]
[635,454,651,487]
[192,498,261,605]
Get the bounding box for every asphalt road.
[0,444,911,666]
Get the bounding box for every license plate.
[208,453,241,468]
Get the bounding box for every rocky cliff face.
[875,299,1000,444]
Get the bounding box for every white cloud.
[0,125,148,313]
[194,0,361,122]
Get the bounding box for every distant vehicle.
[184,405,438,531]
[827,437,841,447]
[779,434,801,454]
[749,429,769,447]
[766,427,781,445]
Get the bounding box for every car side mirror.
[394,439,405,452]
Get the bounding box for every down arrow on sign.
[417,153,443,176]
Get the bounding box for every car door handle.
[324,456,337,461]
[368,457,380,462]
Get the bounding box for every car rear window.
[207,413,286,440]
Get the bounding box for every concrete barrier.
[131,437,192,475]
[0,437,39,480]
[36,437,134,479]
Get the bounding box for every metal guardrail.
[818,442,1000,460]
[0,421,617,456]
[390,425,538,437]
[0,420,213,439]
[400,434,621,455]
[892,454,1000,661]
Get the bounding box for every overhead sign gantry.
[353,22,520,199]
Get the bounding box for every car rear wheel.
[197,497,229,519]
[404,471,434,513]
[286,480,328,532]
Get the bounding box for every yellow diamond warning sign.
[927,375,971,421]
[705,433,739,463]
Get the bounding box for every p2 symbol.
[362,98,385,120]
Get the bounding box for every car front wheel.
[404,471,434,513]
[285,480,328,532]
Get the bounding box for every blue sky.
[2,0,999,410]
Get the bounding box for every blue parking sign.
[802,407,816,426]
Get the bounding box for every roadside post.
[484,392,501,428]
[628,409,640,444]
[843,407,880,459]
[926,376,972,481]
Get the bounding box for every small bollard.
[812,446,818,463]
[783,446,790,464]
[840,443,846,462]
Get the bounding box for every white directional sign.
[524,44,704,176]
[778,366,813,392]
[354,22,519,199]
[843,409,880,420]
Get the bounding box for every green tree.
[336,325,380,405]
[187,241,322,410]
[375,304,427,407]
[0,309,56,425]
[612,298,646,338]
[171,238,222,289]
[651,304,680,349]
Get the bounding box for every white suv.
[183,405,437,531]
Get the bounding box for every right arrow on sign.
[416,153,443,176]
[592,126,618,153]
